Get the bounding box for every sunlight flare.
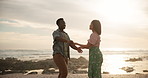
[92,0,139,23]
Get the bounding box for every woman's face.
[89,23,93,30]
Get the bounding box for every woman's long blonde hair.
[91,20,101,35]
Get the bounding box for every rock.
[24,69,43,75]
[1,70,27,74]
[120,66,134,73]
[42,68,55,74]
[136,73,142,74]
[78,56,88,63]
[103,71,110,74]
[125,57,142,62]
[72,69,87,74]
[24,71,38,75]
[68,56,88,73]
[80,65,88,69]
[143,70,148,72]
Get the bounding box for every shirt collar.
[57,29,66,33]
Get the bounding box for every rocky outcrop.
[120,66,134,73]
[125,57,142,62]
[0,56,88,74]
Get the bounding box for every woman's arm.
[56,37,82,53]
[75,42,93,49]
[69,41,83,53]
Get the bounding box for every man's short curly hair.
[56,18,64,26]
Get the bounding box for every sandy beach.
[0,74,148,78]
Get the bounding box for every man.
[52,18,82,78]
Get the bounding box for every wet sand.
[0,74,148,78]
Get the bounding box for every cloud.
[0,0,148,49]
[0,32,52,49]
[0,0,102,32]
[65,29,91,43]
[101,32,148,49]
[0,18,56,30]
[0,0,93,25]
[0,30,89,49]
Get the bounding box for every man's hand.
[77,47,83,53]
[69,40,83,53]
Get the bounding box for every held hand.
[77,47,83,53]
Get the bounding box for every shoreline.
[1,57,148,75]
[0,73,148,78]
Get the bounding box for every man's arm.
[69,41,83,53]
[55,36,82,53]
[55,37,72,44]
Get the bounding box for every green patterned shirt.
[52,29,70,58]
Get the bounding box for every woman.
[75,20,103,78]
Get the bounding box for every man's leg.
[53,54,68,78]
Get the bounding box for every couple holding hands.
[52,18,103,78]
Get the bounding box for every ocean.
[0,49,148,74]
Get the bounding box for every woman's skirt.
[88,47,103,78]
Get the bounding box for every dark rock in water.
[24,70,42,75]
[120,66,134,73]
[136,73,142,74]
[0,69,27,75]
[125,57,142,62]
[0,56,89,74]
[68,56,88,72]
[80,65,88,69]
[1,70,13,74]
[78,56,88,63]
[27,72,38,74]
[143,70,148,72]
[42,68,55,74]
[71,69,87,74]
[103,71,110,74]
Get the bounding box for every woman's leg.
[88,47,103,78]
[93,52,103,78]
[53,54,68,78]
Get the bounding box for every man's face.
[58,20,66,30]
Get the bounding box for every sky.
[0,0,148,50]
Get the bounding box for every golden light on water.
[103,48,129,51]
[103,55,130,74]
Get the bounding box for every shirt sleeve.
[52,31,60,40]
[88,33,98,45]
[65,33,70,40]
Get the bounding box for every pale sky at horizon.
[0,0,148,50]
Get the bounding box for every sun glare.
[103,55,129,74]
[93,0,138,23]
